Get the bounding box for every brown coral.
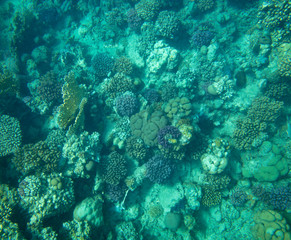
[126,136,148,162]
[247,96,283,122]
[103,151,127,186]
[12,141,60,175]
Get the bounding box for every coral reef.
[91,53,115,78]
[155,11,180,39]
[277,43,291,78]
[130,109,168,146]
[0,68,19,96]
[103,151,127,186]
[127,8,143,32]
[190,30,214,48]
[157,125,181,149]
[247,96,283,123]
[60,219,91,240]
[143,88,160,104]
[196,0,215,12]
[252,210,291,240]
[241,141,288,182]
[146,40,179,75]
[19,173,75,226]
[36,71,62,105]
[0,115,21,157]
[163,97,192,122]
[73,196,103,227]
[57,72,87,129]
[102,73,135,99]
[115,91,139,117]
[113,56,133,75]
[62,131,101,178]
[135,0,161,21]
[126,136,148,162]
[145,155,172,184]
[183,182,202,210]
[229,188,248,207]
[12,141,60,175]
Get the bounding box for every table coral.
[0,115,21,157]
[57,72,87,129]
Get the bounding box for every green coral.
[130,109,168,146]
[0,115,21,157]
[57,72,87,129]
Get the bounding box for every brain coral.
[252,210,291,240]
[155,11,180,39]
[130,109,168,146]
[0,115,21,157]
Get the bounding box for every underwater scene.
[0,0,291,239]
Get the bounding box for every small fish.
[287,115,291,138]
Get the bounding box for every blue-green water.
[0,0,290,239]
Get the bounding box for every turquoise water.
[0,0,290,239]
